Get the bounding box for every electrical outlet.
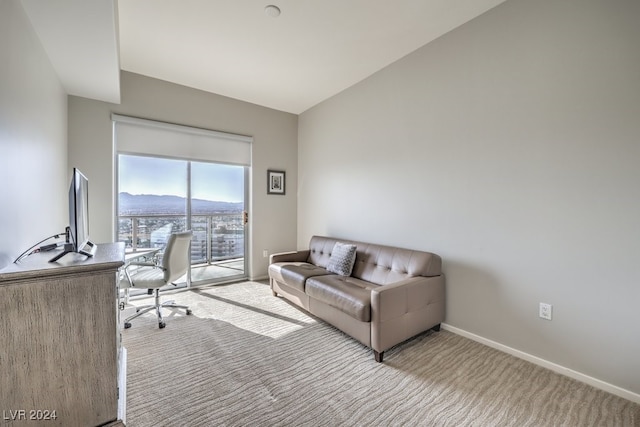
[263,250,269,258]
[539,302,552,320]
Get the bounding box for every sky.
[118,155,244,202]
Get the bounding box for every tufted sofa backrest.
[307,235,442,286]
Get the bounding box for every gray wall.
[68,71,298,279]
[298,0,640,395]
[0,0,68,268]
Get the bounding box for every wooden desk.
[0,243,125,426]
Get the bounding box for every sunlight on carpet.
[123,281,316,339]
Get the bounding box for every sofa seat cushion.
[270,262,333,293]
[305,275,378,322]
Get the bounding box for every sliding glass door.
[190,161,247,283]
[117,154,247,288]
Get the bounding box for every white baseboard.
[441,323,640,404]
[118,346,127,424]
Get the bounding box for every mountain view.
[118,192,244,215]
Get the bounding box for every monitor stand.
[49,240,96,263]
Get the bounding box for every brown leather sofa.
[268,236,445,362]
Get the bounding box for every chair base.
[124,288,191,329]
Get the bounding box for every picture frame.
[267,170,286,195]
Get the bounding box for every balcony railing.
[118,213,245,265]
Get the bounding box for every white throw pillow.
[326,242,357,276]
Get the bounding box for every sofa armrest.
[370,274,445,353]
[269,250,310,264]
[371,275,445,322]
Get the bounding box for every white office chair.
[123,231,193,329]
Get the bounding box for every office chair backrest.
[150,223,174,248]
[162,231,193,284]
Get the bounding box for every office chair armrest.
[124,261,166,288]
[127,261,157,268]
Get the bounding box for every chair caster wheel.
[186,309,192,315]
[124,322,131,329]
[159,322,166,329]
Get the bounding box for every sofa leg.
[271,290,277,297]
[432,323,441,332]
[374,351,384,363]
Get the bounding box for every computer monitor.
[49,168,96,262]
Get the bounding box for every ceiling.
[20,0,121,104]
[21,0,508,114]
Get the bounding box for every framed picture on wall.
[267,170,286,195]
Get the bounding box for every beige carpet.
[121,281,639,426]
